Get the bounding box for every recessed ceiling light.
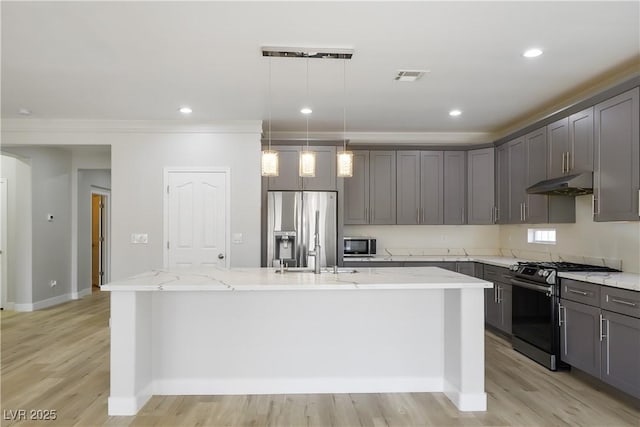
[300,107,312,115]
[179,106,192,114]
[523,48,543,58]
[449,109,462,117]
[18,108,31,116]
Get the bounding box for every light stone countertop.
[344,256,640,291]
[558,271,640,292]
[101,266,493,292]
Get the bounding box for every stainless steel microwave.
[343,237,376,257]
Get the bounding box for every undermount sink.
[274,267,358,274]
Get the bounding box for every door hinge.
[99,202,104,208]
[167,241,170,249]
[99,271,104,277]
[99,236,105,242]
[167,185,170,194]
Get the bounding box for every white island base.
[103,267,491,415]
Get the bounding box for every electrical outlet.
[49,280,57,288]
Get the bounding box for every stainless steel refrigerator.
[266,191,337,269]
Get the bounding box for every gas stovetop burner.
[513,261,620,273]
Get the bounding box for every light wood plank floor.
[2,290,639,427]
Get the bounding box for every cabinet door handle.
[523,203,526,221]
[599,313,607,341]
[561,152,566,173]
[421,207,424,223]
[610,298,637,307]
[567,288,588,296]
[416,208,420,224]
[558,303,565,326]
[494,285,498,303]
[495,207,500,222]
[365,207,368,223]
[566,151,571,172]
[592,195,597,216]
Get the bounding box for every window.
[528,228,556,245]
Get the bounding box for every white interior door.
[0,178,7,309]
[167,171,227,268]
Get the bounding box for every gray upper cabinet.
[467,147,495,224]
[569,107,594,173]
[267,145,336,191]
[421,152,444,224]
[267,146,301,190]
[594,87,640,222]
[548,117,569,179]
[344,151,370,224]
[443,151,467,225]
[496,144,509,224]
[345,151,395,224]
[525,128,549,223]
[369,151,396,224]
[396,151,444,224]
[303,146,336,191]
[548,108,594,178]
[508,137,527,224]
[396,151,421,225]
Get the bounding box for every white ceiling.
[2,1,639,143]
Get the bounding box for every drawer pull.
[567,289,588,296]
[610,298,637,307]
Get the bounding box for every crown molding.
[268,131,493,146]
[0,119,263,135]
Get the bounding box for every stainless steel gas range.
[508,261,619,371]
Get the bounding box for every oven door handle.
[510,278,553,295]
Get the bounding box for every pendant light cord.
[306,57,310,150]
[343,58,346,151]
[268,57,272,151]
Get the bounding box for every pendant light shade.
[299,150,316,177]
[261,150,279,176]
[336,150,354,177]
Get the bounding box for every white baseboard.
[2,301,15,310]
[14,293,72,312]
[444,379,487,412]
[72,287,92,299]
[153,376,444,396]
[108,393,152,416]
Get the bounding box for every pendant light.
[299,58,316,177]
[337,57,353,177]
[261,57,279,177]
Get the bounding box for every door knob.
[218,253,225,259]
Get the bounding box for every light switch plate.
[131,233,149,244]
[232,233,243,244]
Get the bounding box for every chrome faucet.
[308,210,321,274]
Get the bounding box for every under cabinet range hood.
[526,172,593,196]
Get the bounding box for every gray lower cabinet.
[594,87,640,222]
[403,261,456,271]
[443,151,467,225]
[560,280,640,399]
[467,147,495,224]
[560,298,602,378]
[344,150,396,225]
[601,310,640,398]
[483,265,512,334]
[267,145,336,191]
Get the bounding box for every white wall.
[0,154,33,305]
[2,147,72,305]
[500,195,640,273]
[344,224,500,255]
[77,170,111,293]
[110,132,261,279]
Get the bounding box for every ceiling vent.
[394,70,429,82]
[261,46,354,59]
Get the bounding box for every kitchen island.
[102,267,492,415]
